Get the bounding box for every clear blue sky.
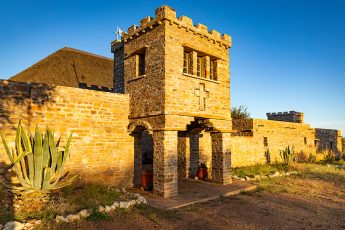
[0,0,344,134]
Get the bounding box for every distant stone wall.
[0,80,133,187]
[315,128,342,157]
[267,111,304,123]
[230,119,316,167]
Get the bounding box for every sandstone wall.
[230,119,316,167]
[0,80,133,187]
[315,128,343,157]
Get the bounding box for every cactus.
[0,121,78,193]
[280,146,294,165]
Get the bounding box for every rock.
[105,206,112,212]
[119,201,130,209]
[112,201,119,208]
[133,193,141,198]
[78,209,91,218]
[66,214,80,222]
[121,188,126,193]
[273,172,280,176]
[245,176,251,181]
[55,215,67,223]
[240,178,245,181]
[3,221,24,230]
[128,200,136,207]
[98,206,105,212]
[0,224,3,230]
[24,222,33,229]
[254,175,261,180]
[34,220,41,226]
[114,188,120,193]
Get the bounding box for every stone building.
[0,5,343,198]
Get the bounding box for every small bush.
[295,151,307,163]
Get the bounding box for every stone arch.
[128,120,153,134]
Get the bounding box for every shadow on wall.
[0,80,55,130]
[0,160,14,224]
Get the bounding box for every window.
[263,137,268,147]
[137,52,145,76]
[210,60,217,80]
[304,137,307,145]
[197,56,206,78]
[330,142,334,149]
[183,51,192,74]
[314,140,320,148]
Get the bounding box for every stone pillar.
[177,133,190,178]
[133,132,142,186]
[199,131,213,178]
[153,130,178,198]
[211,132,232,184]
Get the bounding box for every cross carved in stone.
[194,83,209,111]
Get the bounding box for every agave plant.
[0,121,78,193]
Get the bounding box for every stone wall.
[267,111,304,123]
[315,128,343,157]
[0,80,133,187]
[230,119,316,167]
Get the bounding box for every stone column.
[177,133,190,178]
[211,132,232,184]
[133,132,142,187]
[153,130,178,198]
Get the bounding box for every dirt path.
[44,164,345,230]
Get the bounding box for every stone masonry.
[0,5,343,198]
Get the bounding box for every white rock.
[121,188,126,193]
[105,206,112,212]
[34,220,41,226]
[112,202,119,208]
[24,222,33,228]
[0,224,3,230]
[245,176,251,181]
[66,214,80,222]
[133,193,141,198]
[128,200,136,207]
[55,215,67,223]
[114,188,120,193]
[240,178,245,181]
[98,206,105,212]
[273,172,280,176]
[119,201,130,209]
[3,221,24,230]
[78,209,91,218]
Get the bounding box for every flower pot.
[141,169,153,191]
[197,167,208,180]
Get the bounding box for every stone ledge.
[182,73,220,84]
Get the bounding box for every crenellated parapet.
[266,111,304,124]
[78,83,114,93]
[118,5,231,48]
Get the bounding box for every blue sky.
[0,0,344,134]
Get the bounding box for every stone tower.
[111,5,233,198]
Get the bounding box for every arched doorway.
[128,121,154,190]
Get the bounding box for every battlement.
[118,5,231,48]
[78,83,114,93]
[266,111,304,123]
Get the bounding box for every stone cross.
[194,83,209,111]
